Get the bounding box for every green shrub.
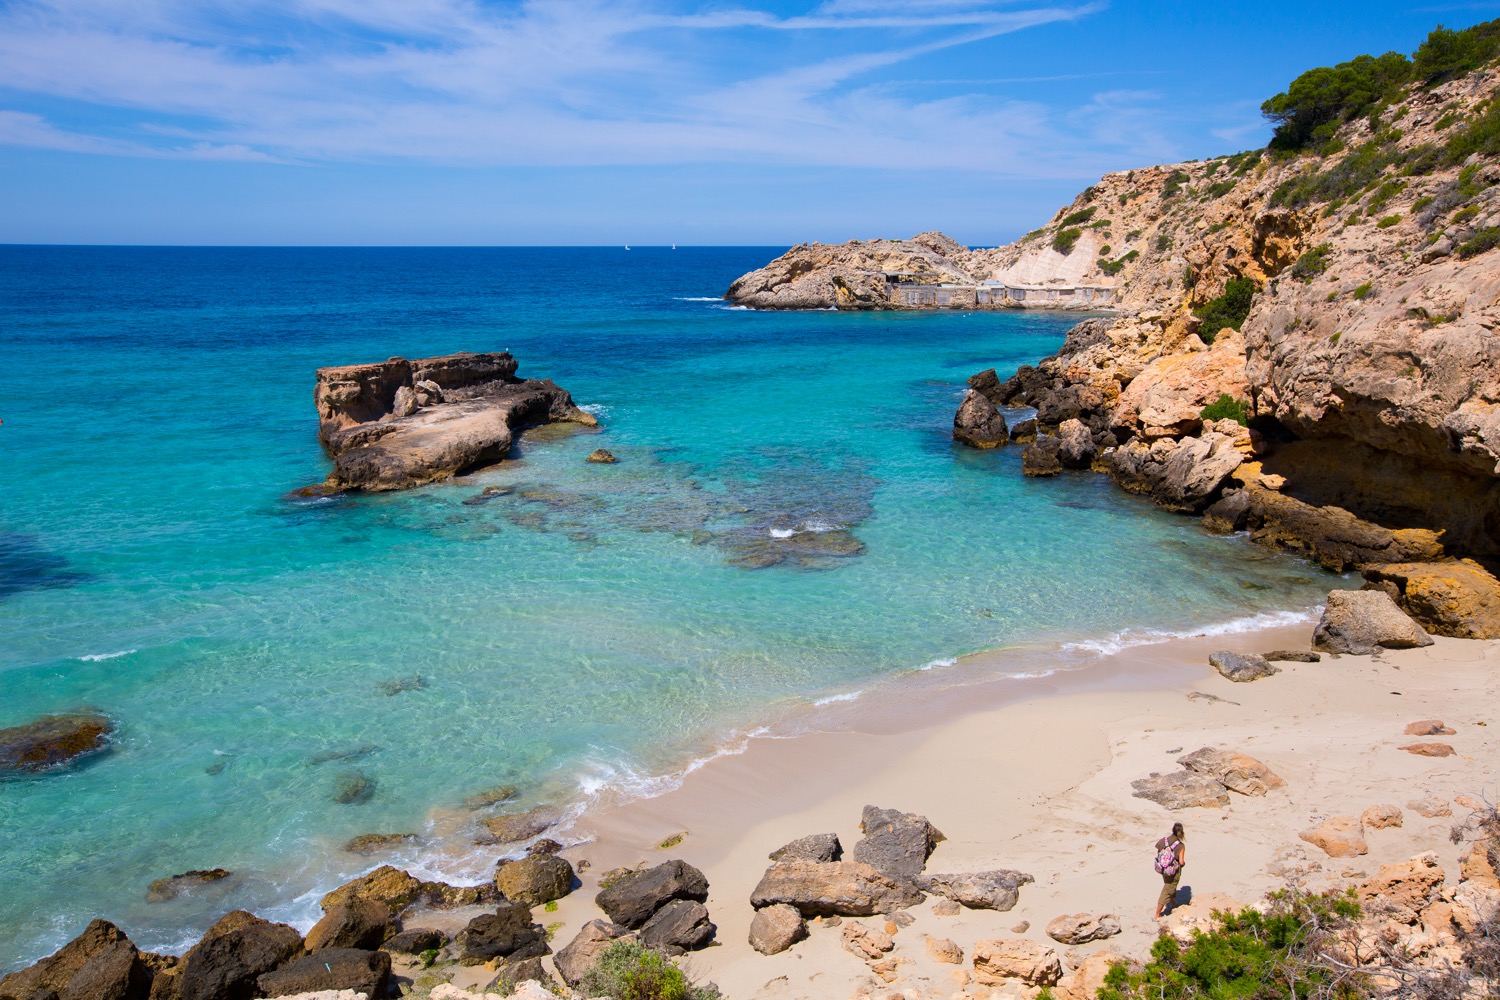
[1201,394,1249,426]
[1353,282,1373,300]
[1412,195,1435,213]
[1413,18,1500,85]
[1458,227,1500,259]
[1097,890,1362,1000]
[1059,206,1097,227]
[1377,214,1402,228]
[1097,250,1140,276]
[579,941,721,1000]
[1365,178,1406,214]
[1053,228,1083,254]
[1454,204,1481,224]
[1193,277,1257,343]
[1290,243,1334,282]
[1269,135,1403,208]
[1155,232,1173,253]
[1261,51,1412,151]
[1205,179,1237,199]
[1162,170,1190,198]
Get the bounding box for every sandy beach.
[427,618,1500,999]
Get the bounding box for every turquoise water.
[0,247,1332,968]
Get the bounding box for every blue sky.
[2,0,1499,245]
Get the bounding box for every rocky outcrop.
[1131,770,1231,810]
[1313,590,1435,654]
[1176,747,1284,796]
[146,870,232,903]
[851,805,944,882]
[1022,437,1063,476]
[304,899,395,952]
[1361,560,1500,639]
[153,910,302,1000]
[256,950,390,999]
[971,938,1062,987]
[917,870,1034,912]
[594,860,708,929]
[750,860,925,916]
[493,854,575,908]
[0,713,114,776]
[311,352,595,492]
[724,234,984,311]
[0,919,161,1000]
[319,866,498,916]
[480,806,562,844]
[769,833,843,863]
[953,390,1009,449]
[1106,431,1244,513]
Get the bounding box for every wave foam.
[812,690,863,707]
[574,727,771,805]
[673,296,727,302]
[77,649,136,662]
[578,403,610,417]
[770,520,843,539]
[918,656,958,671]
[1058,608,1319,658]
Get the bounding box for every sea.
[0,246,1337,970]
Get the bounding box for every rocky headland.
[725,40,1500,647]
[306,352,596,493]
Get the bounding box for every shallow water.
[0,246,1334,967]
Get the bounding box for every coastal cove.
[0,246,1343,972]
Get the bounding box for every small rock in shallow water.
[463,784,519,810]
[146,868,232,902]
[342,833,418,855]
[586,449,619,464]
[0,713,114,776]
[307,744,378,767]
[377,675,426,696]
[332,769,375,804]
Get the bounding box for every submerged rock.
[342,833,418,855]
[480,805,561,844]
[146,869,232,903]
[331,769,375,805]
[310,352,595,493]
[586,449,619,464]
[0,712,114,776]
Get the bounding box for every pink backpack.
[1154,840,1181,876]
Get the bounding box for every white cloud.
[0,0,1167,178]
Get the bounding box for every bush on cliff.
[1098,890,1363,1000]
[1262,52,1412,152]
[1052,228,1083,254]
[1193,278,1257,344]
[579,941,721,1000]
[1201,394,1249,426]
[1413,18,1500,84]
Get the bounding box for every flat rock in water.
[918,870,1034,911]
[1131,771,1230,809]
[852,805,945,882]
[146,869,232,903]
[595,859,709,929]
[1264,649,1321,663]
[1313,589,1434,655]
[750,860,924,917]
[330,769,374,805]
[1208,650,1280,683]
[481,806,561,843]
[341,833,417,855]
[0,713,114,776]
[769,832,843,863]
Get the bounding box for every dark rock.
[527,838,563,856]
[168,911,303,1000]
[586,449,618,464]
[305,899,395,952]
[146,870,232,903]
[380,928,447,955]
[458,902,549,965]
[1202,489,1252,535]
[493,854,574,907]
[331,769,374,805]
[595,860,709,929]
[342,833,418,855]
[311,352,597,493]
[917,871,1033,911]
[0,713,113,776]
[376,676,425,696]
[1208,651,1280,683]
[0,919,156,1000]
[954,390,1009,449]
[1021,437,1063,477]
[256,949,390,999]
[967,368,1005,404]
[1264,650,1321,663]
[638,900,716,955]
[852,805,944,882]
[483,956,552,992]
[1056,419,1094,469]
[1008,417,1039,443]
[283,483,345,500]
[1313,590,1435,655]
[750,860,925,917]
[553,921,635,988]
[769,833,843,863]
[463,785,518,810]
[748,904,807,955]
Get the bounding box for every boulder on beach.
[971,938,1062,987]
[256,949,390,1000]
[1404,720,1456,736]
[553,920,636,987]
[0,919,160,1000]
[1300,816,1368,858]
[1264,650,1320,663]
[146,869,232,903]
[158,910,303,1000]
[1360,559,1500,639]
[381,928,447,954]
[1361,804,1404,829]
[925,936,964,964]
[840,920,894,960]
[750,859,925,917]
[0,712,114,776]
[1312,590,1434,655]
[1208,651,1279,683]
[1408,797,1453,818]
[1358,854,1446,923]
[769,833,843,863]
[638,899,716,955]
[494,853,575,908]
[595,859,709,929]
[305,899,396,952]
[1400,742,1456,757]
[748,904,807,955]
[918,870,1034,912]
[954,390,1009,449]
[852,805,945,882]
[457,901,549,965]
[1176,747,1284,796]
[1045,913,1121,945]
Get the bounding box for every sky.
[2,0,1499,245]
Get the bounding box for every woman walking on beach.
[1153,822,1186,918]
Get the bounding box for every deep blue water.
[0,246,1333,968]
